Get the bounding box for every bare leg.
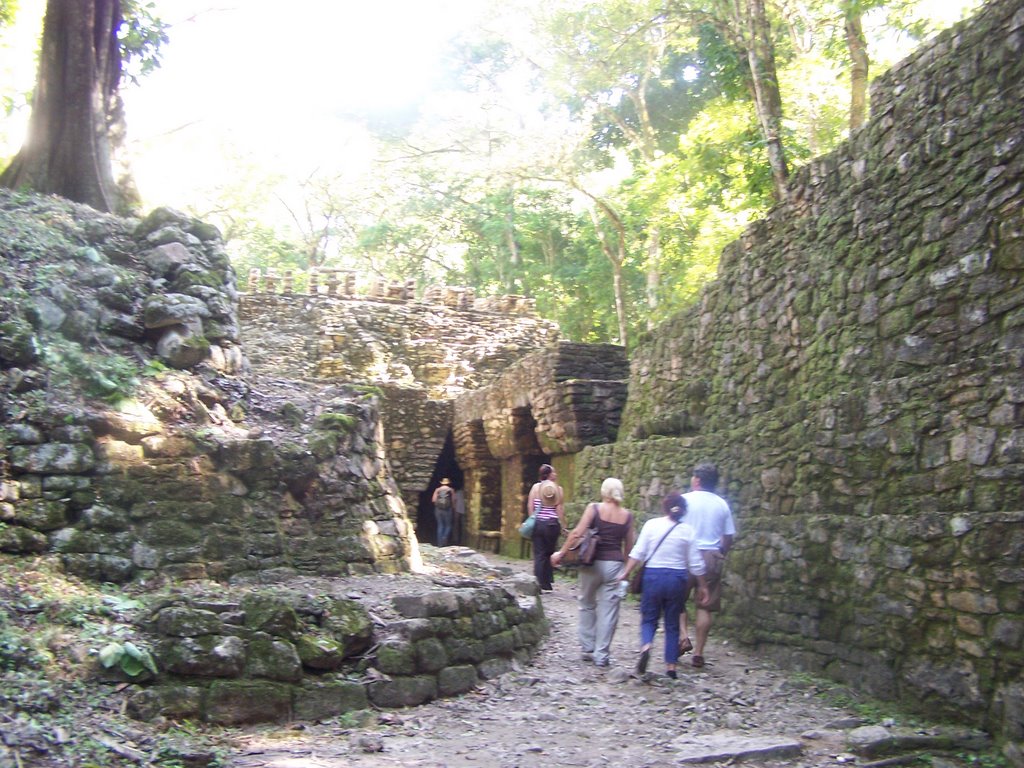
[694,607,713,657]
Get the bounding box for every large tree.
[1,0,128,212]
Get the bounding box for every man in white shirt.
[680,462,736,668]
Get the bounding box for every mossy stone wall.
[577,0,1023,747]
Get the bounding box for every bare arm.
[619,556,641,581]
[551,503,597,565]
[720,533,734,556]
[623,512,636,555]
[526,483,539,513]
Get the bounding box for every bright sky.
[1,0,982,217]
[122,0,489,210]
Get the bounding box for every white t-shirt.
[628,516,706,575]
[683,490,736,551]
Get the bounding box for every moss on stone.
[242,594,301,639]
[314,413,357,433]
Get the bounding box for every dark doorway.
[511,405,551,520]
[416,432,464,546]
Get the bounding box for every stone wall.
[124,576,545,725]
[2,384,416,583]
[239,293,559,399]
[576,0,1023,749]
[453,342,629,545]
[240,292,561,511]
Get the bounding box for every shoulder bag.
[559,503,601,566]
[629,520,680,594]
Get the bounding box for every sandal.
[691,655,705,668]
[678,636,693,655]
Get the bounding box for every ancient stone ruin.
[572,0,1023,752]
[0,0,1020,758]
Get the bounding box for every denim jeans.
[435,507,453,547]
[639,567,688,663]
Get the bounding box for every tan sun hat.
[440,478,451,486]
[539,480,558,505]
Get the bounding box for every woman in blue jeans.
[619,493,709,678]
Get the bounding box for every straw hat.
[539,480,558,505]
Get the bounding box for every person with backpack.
[432,478,455,547]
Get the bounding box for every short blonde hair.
[600,477,624,503]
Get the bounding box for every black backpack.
[436,487,452,510]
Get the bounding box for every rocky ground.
[216,550,992,768]
[0,547,998,768]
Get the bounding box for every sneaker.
[636,648,650,675]
[666,670,678,679]
[581,652,594,661]
[594,659,610,668]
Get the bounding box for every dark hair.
[692,462,719,491]
[663,492,686,520]
[538,464,555,481]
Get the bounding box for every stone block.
[245,634,303,682]
[127,685,204,722]
[392,591,460,618]
[206,680,292,725]
[0,523,48,554]
[367,675,437,708]
[376,640,416,675]
[414,637,448,673]
[445,637,485,664]
[438,665,478,697]
[158,635,246,678]
[155,606,225,637]
[9,443,95,474]
[293,680,368,722]
[477,657,514,680]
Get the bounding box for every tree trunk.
[586,202,629,348]
[0,0,127,213]
[646,224,660,330]
[845,7,869,132]
[744,0,789,202]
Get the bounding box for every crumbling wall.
[576,0,1024,748]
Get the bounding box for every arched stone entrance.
[415,432,465,546]
[453,342,628,553]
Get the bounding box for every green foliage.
[957,752,1011,768]
[194,0,982,343]
[119,0,169,85]
[0,610,45,671]
[279,402,306,427]
[0,559,225,766]
[314,412,357,433]
[43,341,143,402]
[0,0,17,27]
[97,640,158,677]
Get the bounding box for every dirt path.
[217,551,876,768]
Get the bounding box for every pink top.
[533,497,559,521]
